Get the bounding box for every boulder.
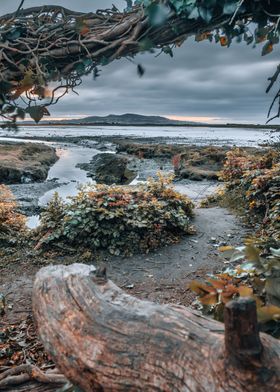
[179,166,220,181]
[0,142,58,184]
[78,153,136,185]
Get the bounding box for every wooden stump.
[32,263,280,392]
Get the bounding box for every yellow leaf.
[220,36,228,46]
[207,278,226,290]
[245,245,260,263]
[189,280,216,295]
[238,285,253,297]
[199,293,218,306]
[12,70,34,99]
[257,305,280,323]
[218,245,234,252]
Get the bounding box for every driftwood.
[32,263,280,392]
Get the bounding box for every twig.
[14,0,25,18]
[266,64,280,94]
[0,364,67,389]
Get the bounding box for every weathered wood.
[224,297,263,365]
[32,264,280,392]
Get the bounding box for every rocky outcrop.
[116,142,185,158]
[116,142,262,182]
[77,153,136,185]
[179,166,220,181]
[116,143,229,181]
[0,142,58,184]
[176,147,227,181]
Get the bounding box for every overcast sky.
[1,0,279,123]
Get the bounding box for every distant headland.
[19,113,280,129]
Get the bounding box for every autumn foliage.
[0,185,26,239]
[221,148,280,242]
[192,148,280,336]
[36,174,194,255]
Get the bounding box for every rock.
[9,179,62,216]
[77,153,136,185]
[179,166,220,181]
[0,142,58,184]
[115,142,263,183]
[95,142,115,151]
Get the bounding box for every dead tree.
[31,263,280,392]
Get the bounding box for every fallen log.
[32,263,280,392]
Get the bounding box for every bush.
[36,174,194,255]
[221,148,280,243]
[0,185,26,244]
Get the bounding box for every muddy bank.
[116,142,262,181]
[0,142,58,184]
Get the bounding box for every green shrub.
[36,174,194,255]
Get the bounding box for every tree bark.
[32,263,280,392]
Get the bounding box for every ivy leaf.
[262,41,273,56]
[244,34,254,45]
[137,64,145,77]
[162,46,173,57]
[255,27,269,43]
[16,107,26,120]
[267,32,279,45]
[220,36,229,47]
[26,105,50,123]
[93,67,100,80]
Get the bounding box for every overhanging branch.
[0,1,279,123]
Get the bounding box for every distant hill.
[57,113,197,125]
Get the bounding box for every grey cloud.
[1,1,279,123]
